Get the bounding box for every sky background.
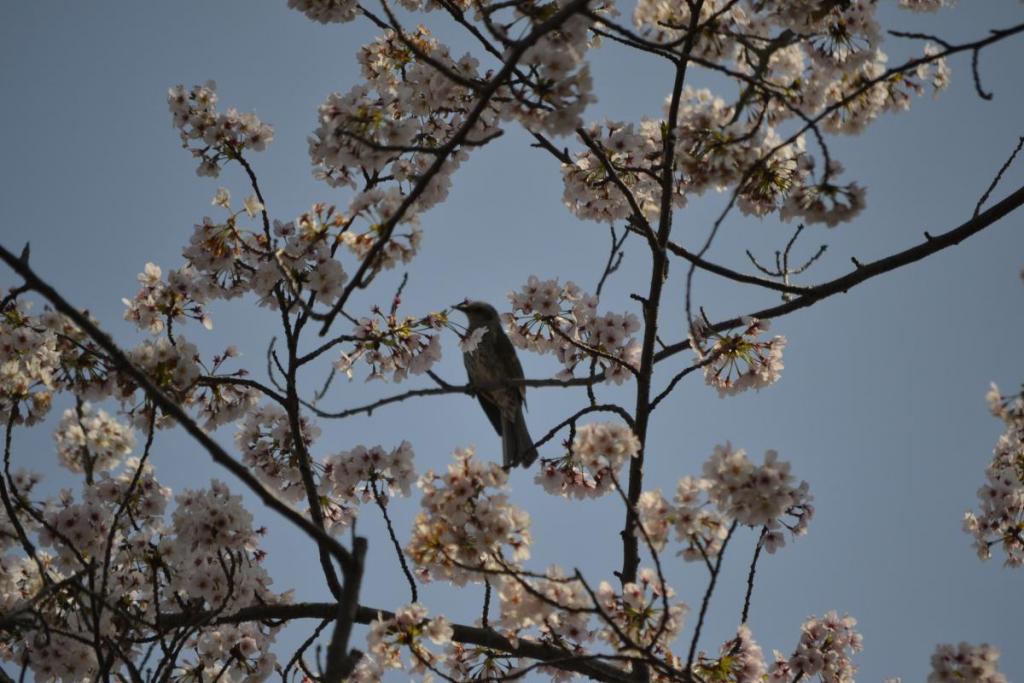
[2,2,1023,681]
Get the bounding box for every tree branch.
[0,244,357,576]
[655,183,1024,362]
[160,601,633,682]
[318,0,596,335]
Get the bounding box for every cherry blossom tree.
[1,1,1023,682]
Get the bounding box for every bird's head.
[453,300,501,329]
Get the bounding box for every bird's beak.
[452,300,469,312]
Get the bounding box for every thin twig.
[975,136,1024,218]
[686,521,738,671]
[371,478,418,603]
[739,528,767,625]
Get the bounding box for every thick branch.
[656,183,1024,362]
[160,602,632,682]
[0,245,355,575]
[622,4,703,592]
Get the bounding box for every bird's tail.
[502,409,539,469]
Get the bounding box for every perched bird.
[454,300,538,469]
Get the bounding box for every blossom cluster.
[287,0,364,24]
[6,286,250,436]
[695,613,863,683]
[54,402,135,473]
[338,190,423,272]
[487,564,689,674]
[0,300,137,425]
[335,307,447,382]
[779,160,867,228]
[168,81,274,177]
[963,383,1024,566]
[235,403,321,504]
[0,471,47,667]
[673,88,806,217]
[406,447,530,585]
[928,642,1006,683]
[308,27,485,250]
[694,625,767,683]
[443,641,519,681]
[123,336,201,414]
[13,634,99,683]
[162,483,284,673]
[806,47,950,136]
[637,476,728,561]
[559,0,954,229]
[195,199,351,311]
[233,402,417,531]
[157,108,380,319]
[185,622,280,682]
[39,460,169,569]
[986,381,1024,424]
[0,300,62,425]
[4,458,286,682]
[631,0,949,125]
[562,118,685,223]
[505,276,641,384]
[351,603,454,679]
[302,9,602,271]
[692,317,787,398]
[161,480,285,681]
[321,440,417,531]
[0,470,39,553]
[261,211,350,309]
[169,480,258,556]
[562,89,867,226]
[594,568,687,660]
[773,611,863,683]
[633,0,743,58]
[638,444,813,560]
[536,421,641,498]
[493,566,594,646]
[125,190,252,321]
[122,261,213,334]
[703,444,813,533]
[180,192,267,300]
[193,369,261,431]
[300,0,597,136]
[501,7,596,136]
[38,491,111,566]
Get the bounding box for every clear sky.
[2,2,1023,681]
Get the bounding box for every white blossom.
[406,447,530,585]
[54,403,135,473]
[929,643,1006,683]
[536,421,640,499]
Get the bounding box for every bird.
[453,300,538,469]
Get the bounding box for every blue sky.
[2,2,1023,681]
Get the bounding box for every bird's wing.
[464,351,504,434]
[493,327,528,403]
[476,394,504,435]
